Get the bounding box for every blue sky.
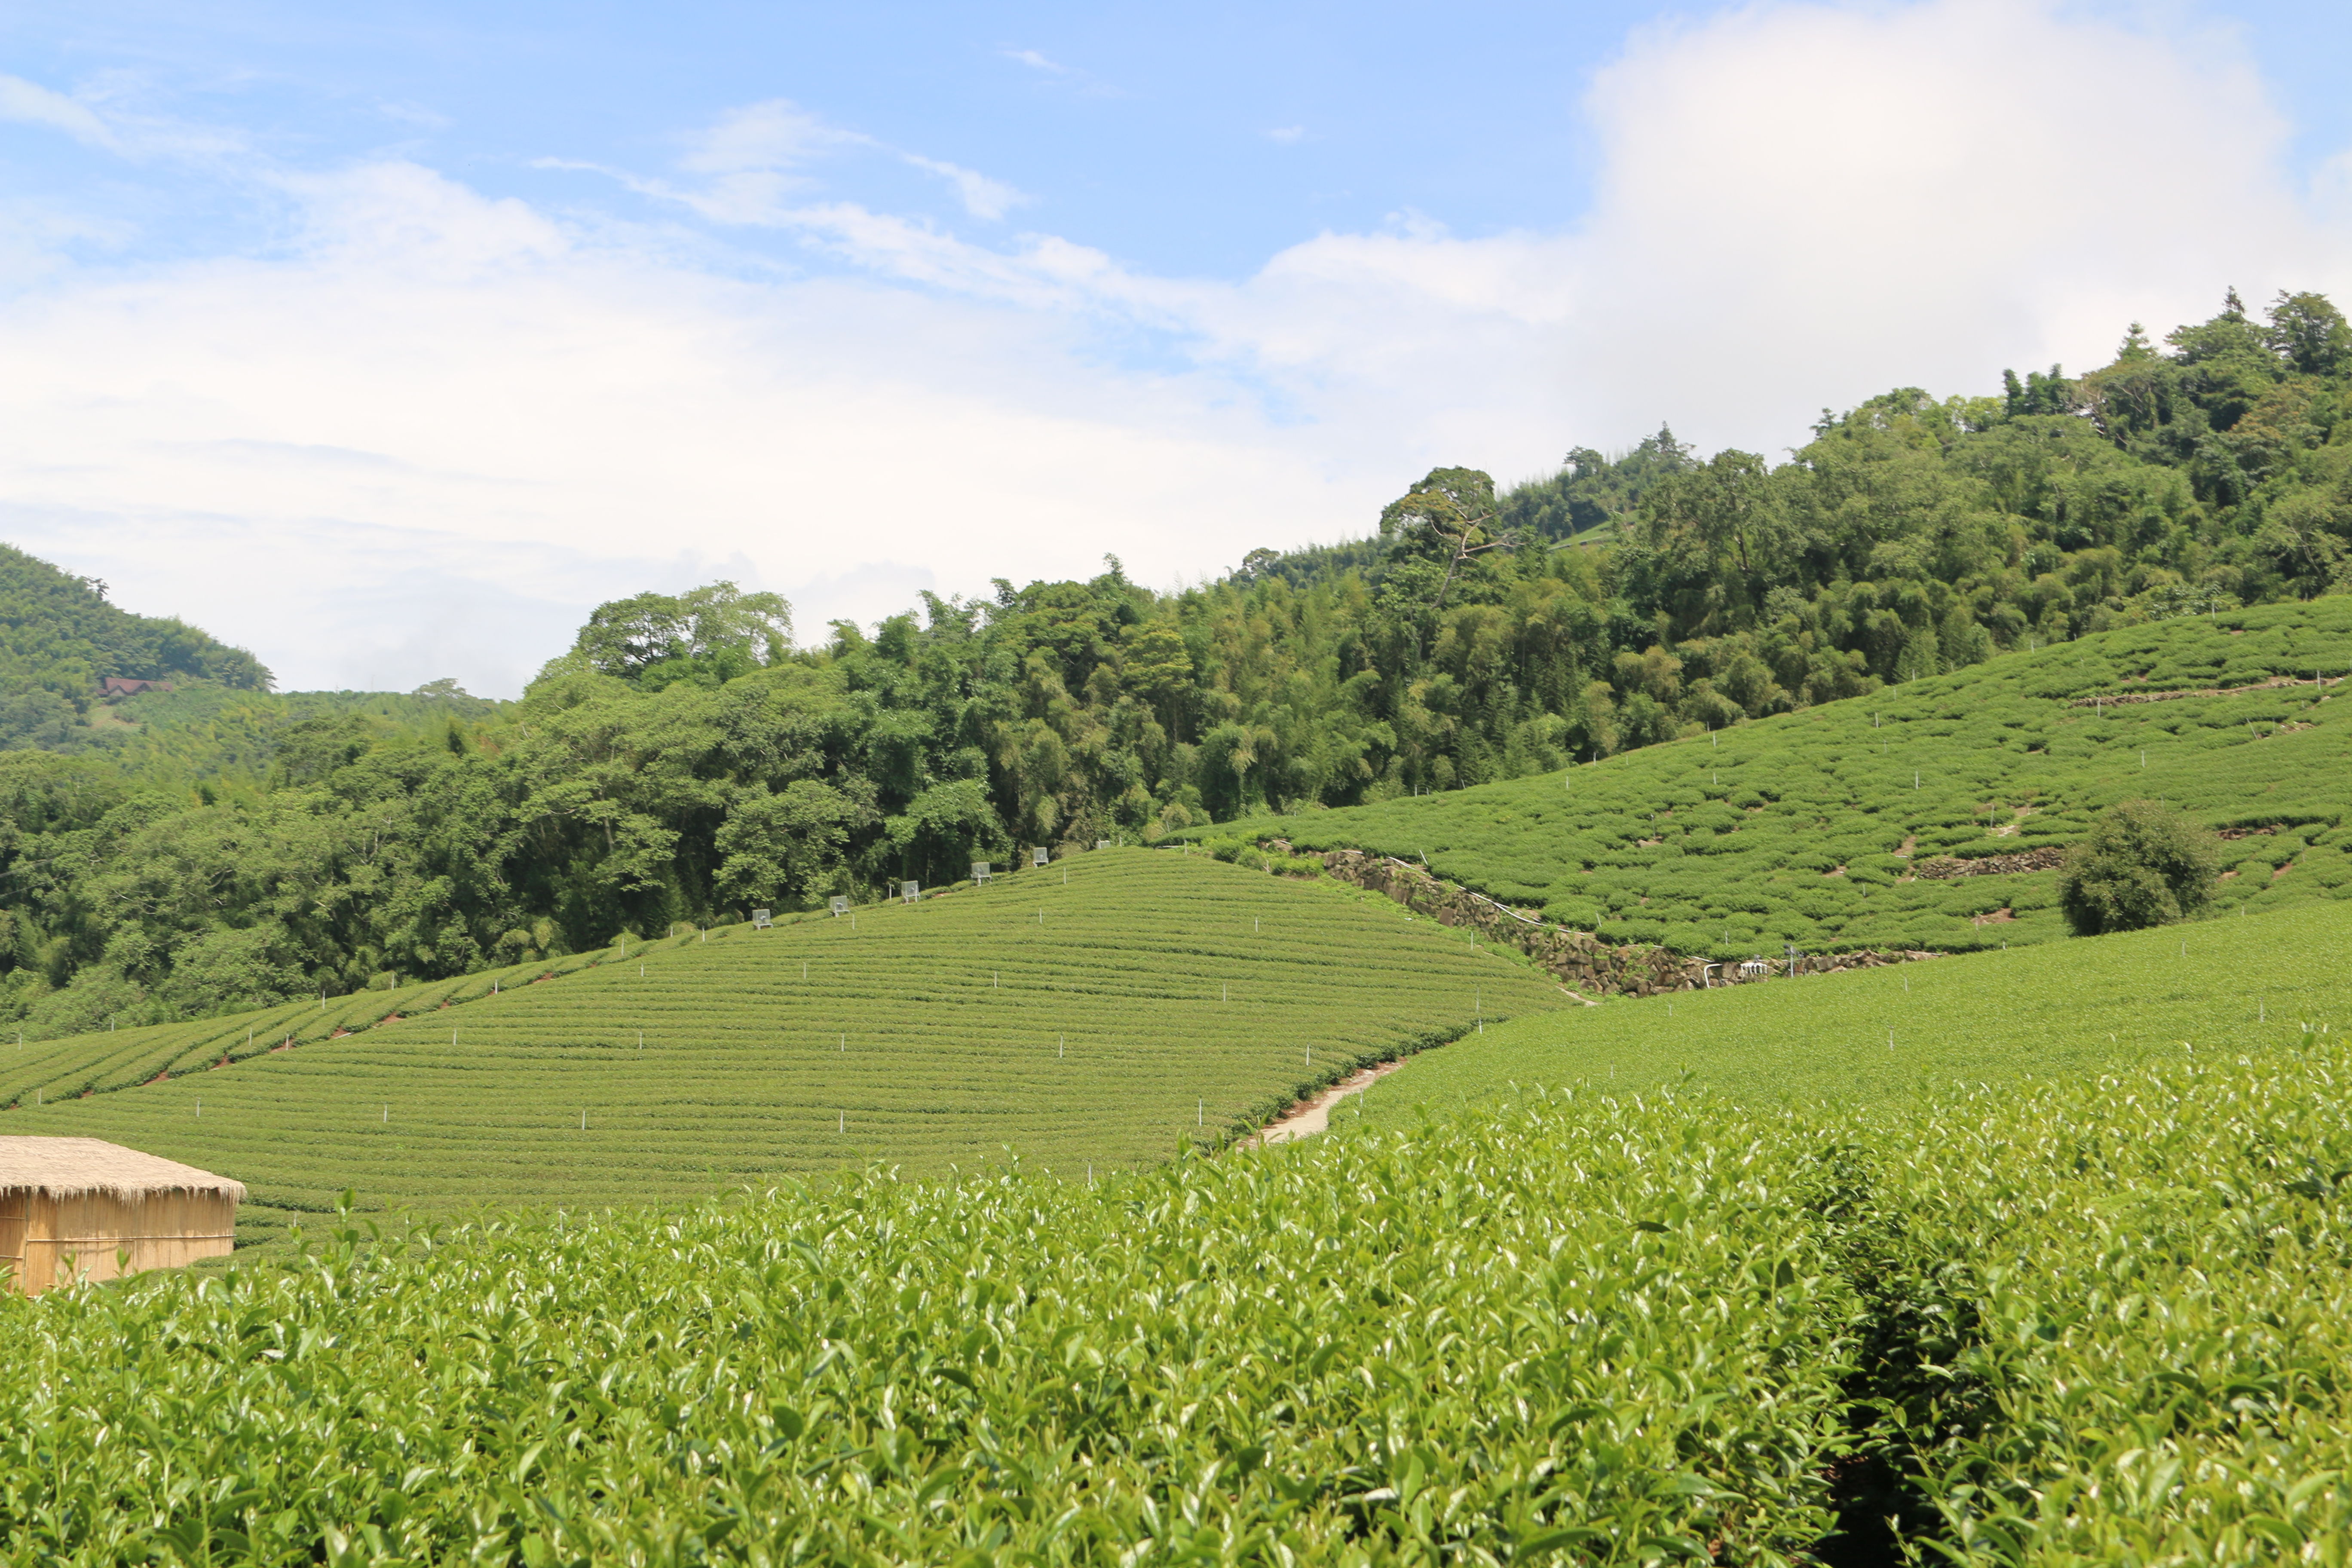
[5,1,2351,694]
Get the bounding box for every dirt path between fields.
[1243,1060,1409,1148]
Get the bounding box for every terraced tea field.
[1219,599,2352,958]
[4,849,1560,1229]
[1351,894,2352,1123]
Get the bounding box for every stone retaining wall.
[1911,845,2067,879]
[1303,846,1937,998]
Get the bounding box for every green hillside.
[1347,892,2348,1128]
[1219,598,2352,959]
[4,849,1561,1232]
[0,544,270,754]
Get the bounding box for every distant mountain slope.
[1213,599,2352,959]
[0,544,271,750]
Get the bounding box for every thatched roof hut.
[0,1137,244,1295]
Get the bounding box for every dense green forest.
[4,288,2349,1036]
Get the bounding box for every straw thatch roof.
[0,1137,245,1201]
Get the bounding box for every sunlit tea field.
[1220,599,2352,958]
[4,849,1561,1230]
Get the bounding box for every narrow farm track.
[6,850,1562,1227]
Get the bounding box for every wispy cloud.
[582,98,1034,226]
[1265,126,1306,145]
[681,98,865,173]
[0,70,250,164]
[899,153,1028,220]
[0,74,116,149]
[999,48,1067,75]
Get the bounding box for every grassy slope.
[6,849,1562,1229]
[1224,598,2352,958]
[1350,894,2349,1126]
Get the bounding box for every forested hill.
[0,545,272,750]
[3,288,2349,1038]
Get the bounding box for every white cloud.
[681,98,863,174]
[900,153,1028,220]
[1550,0,2338,452]
[1000,49,1068,75]
[3,0,2349,696]
[0,71,248,164]
[0,162,1344,694]
[1265,126,1306,145]
[0,74,116,148]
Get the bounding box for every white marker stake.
[383,1105,388,1124]
[1059,1035,1065,1058]
[839,1111,845,1134]
[1199,1098,1204,1127]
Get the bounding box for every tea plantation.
[6,1001,2348,1561]
[1219,598,2352,958]
[2,848,1562,1232]
[1350,880,2352,1121]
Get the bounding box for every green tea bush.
[1862,1042,2352,1559]
[2055,798,2223,934]
[10,994,2352,1561]
[0,1094,1859,1565]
